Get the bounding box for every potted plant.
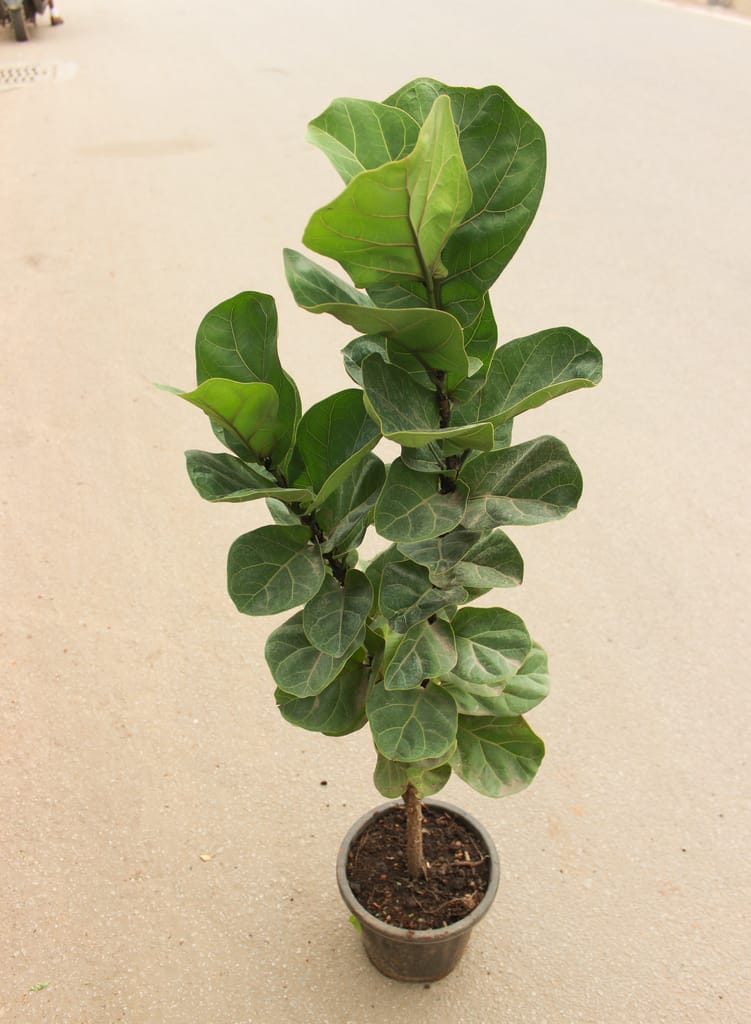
[166,77,602,982]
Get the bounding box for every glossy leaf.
[478,327,603,425]
[180,379,281,460]
[303,570,373,657]
[265,611,352,697]
[385,79,546,321]
[367,682,458,763]
[374,458,468,543]
[307,96,420,183]
[399,528,523,590]
[451,716,545,797]
[445,644,550,717]
[449,607,531,686]
[383,618,457,690]
[379,557,467,633]
[362,355,494,450]
[194,292,300,465]
[185,450,313,504]
[373,753,452,799]
[227,525,324,616]
[461,435,583,528]
[303,95,471,289]
[289,389,380,508]
[275,658,369,735]
[283,248,372,309]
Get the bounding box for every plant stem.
[403,783,427,879]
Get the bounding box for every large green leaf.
[227,525,324,616]
[449,607,531,687]
[180,380,282,461]
[384,79,546,322]
[315,453,385,555]
[367,682,458,763]
[460,436,583,528]
[362,354,494,450]
[300,303,471,386]
[185,450,313,504]
[307,97,420,183]
[445,644,549,717]
[283,248,373,309]
[275,658,369,736]
[302,570,373,657]
[398,528,524,590]
[451,716,545,797]
[476,327,603,425]
[194,292,301,465]
[303,95,471,290]
[373,752,452,799]
[265,611,353,697]
[383,618,457,690]
[379,557,467,633]
[289,389,380,508]
[374,458,468,543]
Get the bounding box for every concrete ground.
[2,0,749,1021]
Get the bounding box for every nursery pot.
[336,799,499,983]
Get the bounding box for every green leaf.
[341,335,389,387]
[373,753,452,799]
[315,453,385,555]
[399,528,524,590]
[283,248,373,309]
[185,450,314,504]
[180,380,281,461]
[383,618,457,690]
[307,96,420,183]
[227,525,325,616]
[385,79,546,322]
[303,95,471,290]
[265,611,353,697]
[194,292,300,465]
[367,682,458,763]
[362,354,494,450]
[451,716,545,797]
[449,607,531,687]
[445,644,549,717]
[301,302,471,386]
[275,658,369,735]
[379,557,467,633]
[478,327,603,426]
[460,436,583,529]
[289,389,380,508]
[303,570,373,657]
[374,458,468,543]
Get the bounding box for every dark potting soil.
[345,805,491,931]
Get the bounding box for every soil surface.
[346,805,491,930]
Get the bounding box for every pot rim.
[336,798,500,943]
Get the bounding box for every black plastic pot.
[336,799,499,983]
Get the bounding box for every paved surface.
[2,1,749,1021]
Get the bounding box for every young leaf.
[307,97,420,183]
[451,715,545,797]
[383,618,457,690]
[265,611,354,697]
[227,525,325,616]
[283,248,373,309]
[303,570,373,657]
[303,95,471,290]
[180,379,281,461]
[460,436,583,528]
[367,682,458,763]
[185,450,313,504]
[194,292,301,465]
[374,458,468,543]
[450,607,531,687]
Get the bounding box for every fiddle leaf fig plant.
[169,78,602,880]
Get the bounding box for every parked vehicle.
[0,0,59,42]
